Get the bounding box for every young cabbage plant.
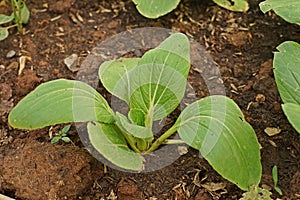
[0,0,30,41]
[273,41,300,134]
[259,1,300,134]
[9,33,261,192]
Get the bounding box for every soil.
[0,0,300,199]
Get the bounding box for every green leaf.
[274,41,300,104]
[129,33,190,123]
[20,2,30,24]
[87,122,143,171]
[272,165,278,185]
[259,0,300,24]
[273,41,300,134]
[132,0,181,19]
[0,27,9,41]
[213,0,249,12]
[177,95,261,190]
[51,136,60,144]
[116,112,153,141]
[9,79,114,130]
[62,137,71,143]
[282,103,300,133]
[0,14,14,24]
[61,125,71,134]
[99,58,140,103]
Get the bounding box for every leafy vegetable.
[8,79,115,129]
[132,0,181,19]
[259,0,300,24]
[177,96,261,190]
[131,0,249,19]
[0,14,14,24]
[9,33,262,191]
[213,0,249,12]
[273,41,300,134]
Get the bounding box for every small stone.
[6,50,16,58]
[64,54,78,72]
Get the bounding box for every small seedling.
[241,185,272,200]
[272,165,283,195]
[0,0,30,41]
[8,33,262,192]
[51,125,72,144]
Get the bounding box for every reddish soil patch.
[0,0,299,199]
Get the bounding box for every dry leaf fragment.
[18,56,32,75]
[178,146,188,155]
[201,182,226,192]
[264,127,281,136]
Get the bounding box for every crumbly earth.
[0,0,299,199]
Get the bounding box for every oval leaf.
[274,41,300,104]
[0,27,9,41]
[9,79,114,129]
[213,0,249,12]
[132,0,181,19]
[282,103,300,133]
[259,0,300,24]
[0,14,14,24]
[99,58,140,103]
[177,95,261,190]
[129,33,190,122]
[87,122,143,171]
[20,2,30,24]
[116,112,153,141]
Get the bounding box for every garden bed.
[0,0,299,199]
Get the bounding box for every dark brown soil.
[0,0,300,199]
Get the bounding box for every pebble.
[6,50,16,58]
[64,54,78,72]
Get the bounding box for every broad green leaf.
[116,112,153,141]
[273,41,300,134]
[259,0,300,24]
[99,58,140,103]
[87,122,143,171]
[177,95,261,190]
[0,14,14,24]
[213,0,249,12]
[273,41,300,105]
[128,108,146,126]
[129,33,190,122]
[9,79,114,130]
[132,0,180,19]
[0,27,9,41]
[20,2,30,24]
[282,103,300,133]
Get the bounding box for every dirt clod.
[1,140,99,200]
